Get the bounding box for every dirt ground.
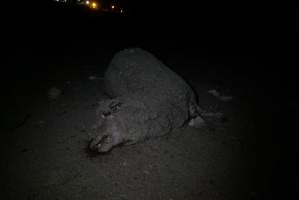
[0,44,292,200]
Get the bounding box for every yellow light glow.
[86,0,90,5]
[111,5,115,9]
[91,2,97,9]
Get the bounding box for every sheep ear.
[109,101,122,113]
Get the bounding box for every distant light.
[86,0,90,5]
[111,5,115,9]
[120,9,123,13]
[91,2,97,9]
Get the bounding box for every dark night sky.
[1,1,282,58]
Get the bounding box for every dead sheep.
[89,48,204,153]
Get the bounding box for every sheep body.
[89,48,202,152]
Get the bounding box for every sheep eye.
[102,111,111,117]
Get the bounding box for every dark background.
[0,1,296,199]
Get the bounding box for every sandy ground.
[0,45,292,200]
